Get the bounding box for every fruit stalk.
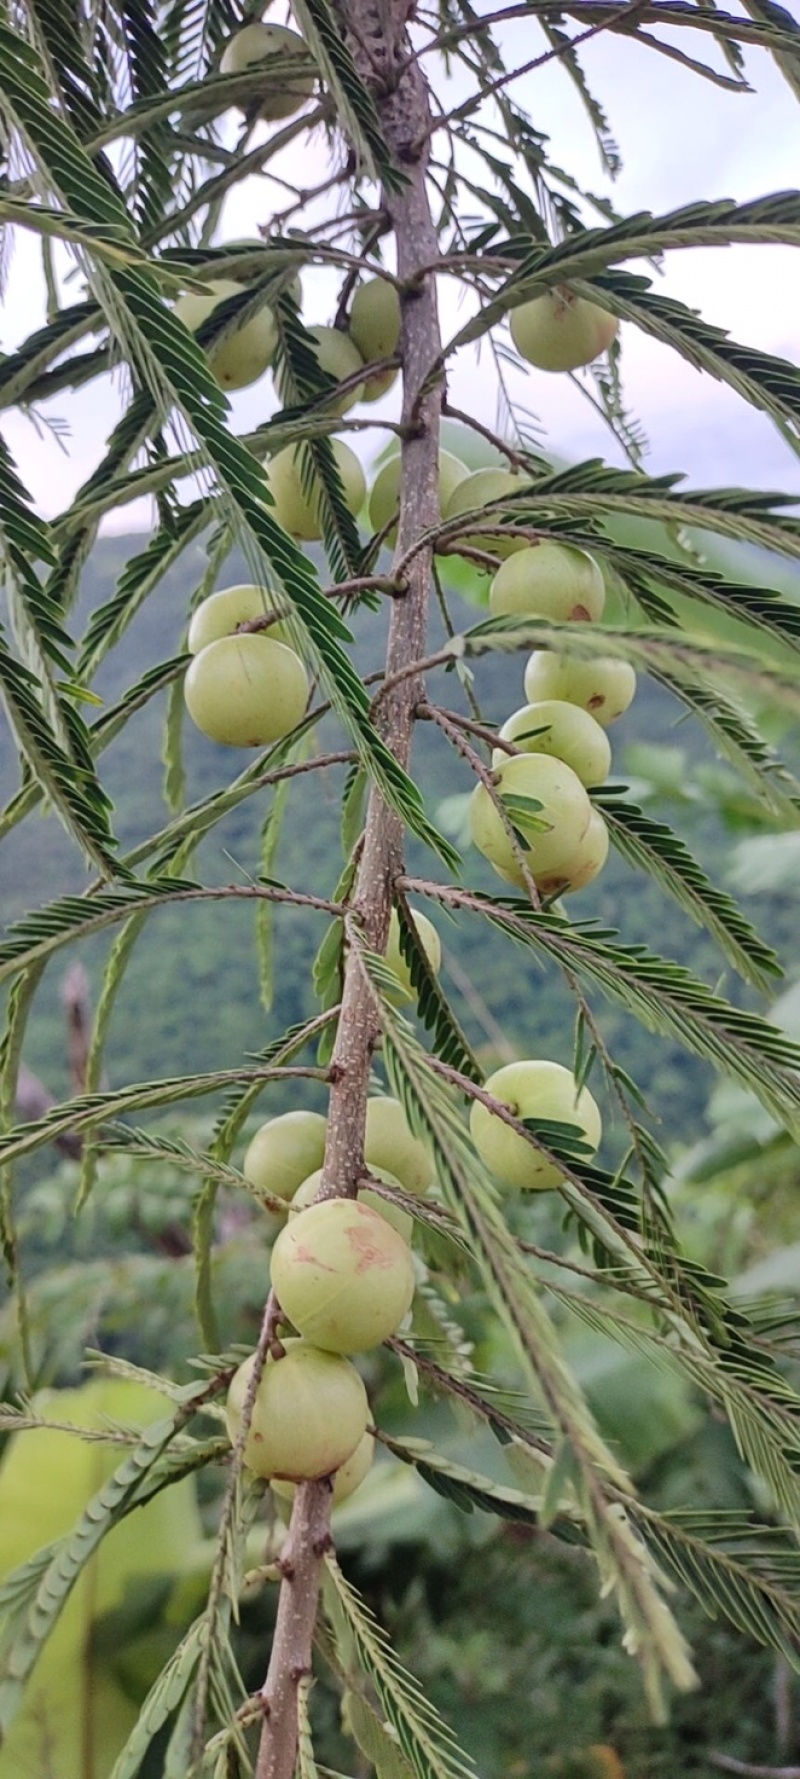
[254,16,443,1779]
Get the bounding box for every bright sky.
[3,17,800,531]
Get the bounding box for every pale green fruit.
[213,242,302,309]
[349,279,401,363]
[470,1059,602,1190]
[243,1109,327,1202]
[489,543,605,624]
[174,278,278,390]
[184,634,308,747]
[469,753,592,890]
[364,1096,435,1195]
[384,907,442,1004]
[220,23,315,122]
[188,584,290,653]
[265,439,366,541]
[523,652,637,728]
[270,1198,415,1353]
[272,1431,375,1506]
[293,1168,412,1243]
[278,325,365,413]
[510,288,618,372]
[494,701,611,788]
[361,366,399,403]
[540,807,609,898]
[226,1341,368,1480]
[369,450,468,548]
[442,467,529,560]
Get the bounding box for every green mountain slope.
[1,529,796,1148]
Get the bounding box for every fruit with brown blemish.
[541,806,610,898]
[523,652,636,728]
[270,1196,415,1352]
[292,1167,413,1243]
[489,543,605,624]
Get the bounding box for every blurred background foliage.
[2,432,800,1773]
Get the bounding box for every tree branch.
[254,11,446,1779]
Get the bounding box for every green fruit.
[278,325,365,413]
[243,1109,328,1202]
[523,653,637,728]
[265,439,366,540]
[364,1096,435,1195]
[442,467,529,560]
[293,1169,412,1243]
[384,907,442,1004]
[225,1341,368,1479]
[470,1059,602,1190]
[369,450,468,548]
[188,583,290,653]
[494,701,611,788]
[469,753,592,889]
[174,278,278,390]
[510,288,618,372]
[270,1198,415,1353]
[489,543,605,624]
[349,278,401,364]
[184,634,308,747]
[361,366,399,403]
[272,1430,375,1506]
[219,23,315,122]
[213,241,302,308]
[546,807,609,898]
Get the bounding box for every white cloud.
[3,24,800,528]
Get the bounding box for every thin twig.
[442,402,532,468]
[424,703,517,756]
[388,1337,553,1456]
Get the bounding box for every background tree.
[1,2,800,1777]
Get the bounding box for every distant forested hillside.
[2,526,797,1153]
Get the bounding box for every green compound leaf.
[324,1556,478,1779]
[595,786,781,991]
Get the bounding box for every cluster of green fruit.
[470,541,636,899]
[183,583,309,748]
[175,253,401,405]
[174,16,619,413]
[227,1023,602,1498]
[226,1095,433,1497]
